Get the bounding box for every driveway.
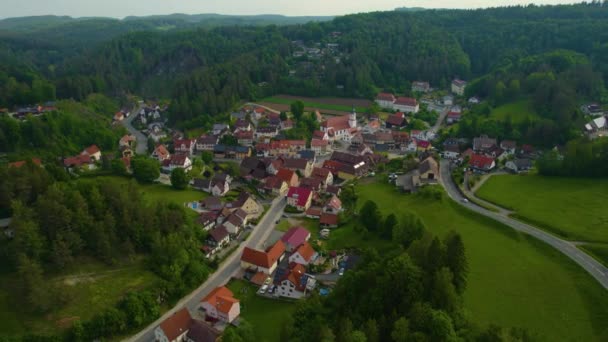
[439,160,608,291]
[122,106,148,155]
[128,197,287,342]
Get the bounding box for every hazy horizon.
[0,0,579,20]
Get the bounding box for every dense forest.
[1,3,608,121]
[0,163,211,340]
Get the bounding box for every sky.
[0,0,579,19]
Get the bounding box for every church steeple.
[349,105,357,128]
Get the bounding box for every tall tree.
[445,232,468,293]
[170,168,189,190]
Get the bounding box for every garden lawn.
[476,175,608,243]
[261,96,368,113]
[490,99,539,124]
[356,181,608,342]
[0,258,158,336]
[227,280,296,342]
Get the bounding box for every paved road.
[128,197,287,342]
[122,106,148,155]
[431,105,449,132]
[439,160,608,291]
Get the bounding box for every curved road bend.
[128,197,287,342]
[439,160,608,290]
[122,106,149,155]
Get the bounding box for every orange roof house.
[200,286,240,323]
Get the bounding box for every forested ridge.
[1,3,608,121]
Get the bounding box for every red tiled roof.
[320,213,339,226]
[159,308,192,341]
[394,97,417,107]
[321,115,351,131]
[293,242,316,262]
[281,227,310,248]
[154,145,170,158]
[84,145,100,155]
[469,154,495,169]
[9,158,42,168]
[311,139,329,147]
[241,240,285,269]
[305,207,322,217]
[276,168,297,183]
[312,130,326,139]
[416,139,431,148]
[287,187,313,207]
[375,93,396,102]
[264,176,285,190]
[201,286,239,314]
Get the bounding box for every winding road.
[128,197,286,342]
[439,160,608,290]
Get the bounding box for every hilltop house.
[451,79,467,96]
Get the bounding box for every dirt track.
[258,102,350,116]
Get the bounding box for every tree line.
[0,163,210,340]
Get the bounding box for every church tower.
[349,105,357,128]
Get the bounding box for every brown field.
[257,102,351,116]
[273,94,373,107]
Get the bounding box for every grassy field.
[353,181,608,341]
[261,96,368,113]
[0,258,158,335]
[89,175,207,206]
[476,175,608,243]
[227,279,296,342]
[490,99,539,123]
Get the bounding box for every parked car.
[259,284,268,294]
[338,268,345,276]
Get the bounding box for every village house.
[396,156,439,193]
[163,154,193,172]
[186,321,221,342]
[500,140,517,155]
[240,156,268,180]
[235,130,254,147]
[412,81,431,93]
[311,167,333,186]
[324,195,342,214]
[469,154,496,172]
[212,124,230,136]
[305,207,322,219]
[151,144,171,162]
[82,145,102,161]
[329,151,369,179]
[240,240,286,274]
[385,112,408,129]
[281,226,311,252]
[225,192,262,220]
[300,177,323,192]
[506,158,533,173]
[263,176,289,196]
[288,242,318,266]
[223,209,248,236]
[375,93,397,109]
[196,135,218,152]
[393,97,419,113]
[200,286,240,323]
[447,111,462,124]
[286,187,313,211]
[64,145,102,170]
[442,138,461,159]
[8,158,42,169]
[204,226,230,257]
[276,168,300,187]
[312,130,329,141]
[473,135,497,152]
[452,79,467,96]
[255,126,280,139]
[198,211,219,231]
[174,138,195,156]
[119,134,136,148]
[276,264,315,299]
[233,118,252,132]
[154,308,193,342]
[320,109,358,142]
[320,213,339,228]
[113,111,124,122]
[283,158,314,178]
[281,119,294,130]
[311,138,330,155]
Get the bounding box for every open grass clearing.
[476,174,608,243]
[490,99,539,123]
[354,181,608,341]
[0,258,158,336]
[227,279,296,342]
